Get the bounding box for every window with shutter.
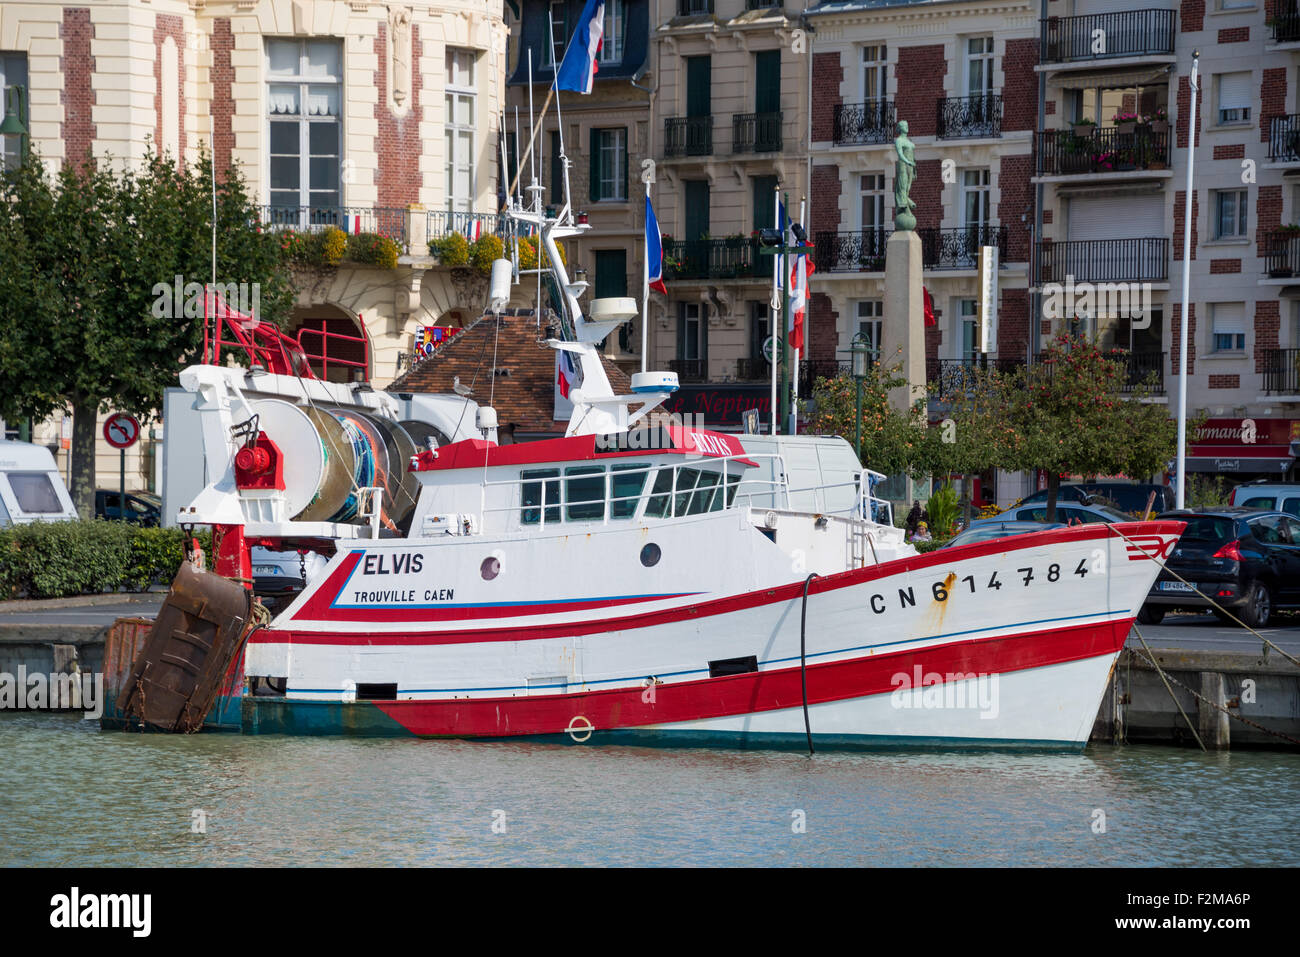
[1216,72,1251,124]
[1210,302,1246,352]
[590,128,627,202]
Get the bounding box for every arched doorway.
[291,305,370,383]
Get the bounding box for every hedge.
[0,521,209,600]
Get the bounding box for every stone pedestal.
[884,230,926,414]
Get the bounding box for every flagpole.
[642,180,650,374]
[770,182,781,436]
[791,196,807,436]
[1175,49,1199,511]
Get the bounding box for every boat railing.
[469,453,898,531]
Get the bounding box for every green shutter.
[595,249,628,298]
[684,180,709,239]
[755,51,780,114]
[589,127,599,202]
[686,57,711,118]
[621,129,628,202]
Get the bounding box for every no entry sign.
[103,412,141,450]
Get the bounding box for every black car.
[95,489,161,526]
[1138,508,1300,627]
[1019,483,1173,516]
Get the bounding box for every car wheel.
[1136,604,1165,625]
[1240,581,1273,629]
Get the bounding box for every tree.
[0,149,293,514]
[807,362,932,478]
[1001,335,1182,522]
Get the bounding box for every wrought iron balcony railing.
[815,226,1009,272]
[1040,10,1176,63]
[735,357,772,381]
[814,228,890,272]
[832,99,896,146]
[1268,114,1300,162]
[1036,127,1171,176]
[799,360,852,395]
[1262,348,1300,394]
[664,116,713,157]
[1263,230,1300,277]
[1120,351,1165,395]
[678,0,713,15]
[921,225,1008,270]
[669,358,707,382]
[938,94,1002,139]
[733,112,782,153]
[1270,10,1300,43]
[1037,237,1169,283]
[926,357,1026,394]
[427,210,511,241]
[260,205,407,242]
[664,238,763,280]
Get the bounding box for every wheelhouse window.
[267,39,342,212]
[521,469,561,525]
[521,463,652,524]
[642,465,740,519]
[611,463,648,518]
[446,48,477,213]
[566,466,606,521]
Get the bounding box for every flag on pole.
[646,195,667,294]
[557,349,579,398]
[923,286,937,327]
[554,0,605,94]
[789,248,809,351]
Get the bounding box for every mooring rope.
[799,573,818,756]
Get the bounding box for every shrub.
[321,226,347,266]
[0,521,209,600]
[432,232,470,267]
[925,483,960,539]
[471,234,504,274]
[347,232,400,269]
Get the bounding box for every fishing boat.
[102,179,1183,750]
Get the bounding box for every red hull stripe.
[366,618,1130,737]
[262,521,1180,646]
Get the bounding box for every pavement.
[1127,611,1300,656]
[0,596,163,628]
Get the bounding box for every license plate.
[254,565,279,576]
[1159,581,1196,593]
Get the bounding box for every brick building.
[0,0,510,490]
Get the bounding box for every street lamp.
[0,84,29,165]
[842,331,874,463]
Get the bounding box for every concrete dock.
[2,597,1298,748]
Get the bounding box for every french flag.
[554,0,604,94]
[646,195,667,294]
[346,214,363,235]
[557,349,578,399]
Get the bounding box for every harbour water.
[2,713,1297,867]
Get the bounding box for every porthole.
[480,556,501,580]
[640,543,661,567]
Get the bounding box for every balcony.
[733,112,782,153]
[937,94,1002,139]
[427,210,510,241]
[1263,230,1300,277]
[832,100,896,146]
[814,225,1008,273]
[1268,114,1300,162]
[664,116,713,157]
[799,359,851,394]
[260,205,407,242]
[677,0,712,14]
[1040,10,1176,64]
[664,238,763,280]
[1037,238,1169,283]
[1119,351,1165,395]
[736,357,772,381]
[1270,10,1300,43]
[1036,127,1170,176]
[926,357,1027,394]
[1262,348,1300,394]
[669,359,707,382]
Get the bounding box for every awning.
[1185,446,1295,473]
[1048,65,1172,91]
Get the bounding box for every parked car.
[250,547,331,614]
[1137,508,1300,627]
[94,489,161,526]
[1228,482,1300,518]
[0,440,78,526]
[942,520,1067,548]
[972,501,1134,527]
[1018,483,1173,516]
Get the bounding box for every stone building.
[0,0,510,492]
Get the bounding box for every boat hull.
[227,521,1182,749]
